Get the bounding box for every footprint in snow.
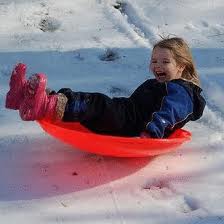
[143,179,201,213]
[39,17,61,32]
[179,195,201,213]
[73,51,85,61]
[113,1,127,14]
[99,49,120,62]
[201,20,209,28]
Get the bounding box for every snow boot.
[5,63,27,110]
[19,74,68,121]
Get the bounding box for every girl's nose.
[154,63,162,69]
[157,61,164,66]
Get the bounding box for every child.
[5,37,206,138]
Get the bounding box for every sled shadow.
[0,134,152,201]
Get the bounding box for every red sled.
[38,119,191,157]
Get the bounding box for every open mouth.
[156,72,166,78]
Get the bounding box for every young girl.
[5,37,206,138]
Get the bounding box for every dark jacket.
[58,78,206,138]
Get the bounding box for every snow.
[0,0,224,223]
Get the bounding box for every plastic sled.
[38,119,191,157]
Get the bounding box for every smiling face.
[150,47,185,83]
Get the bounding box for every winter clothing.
[57,78,206,138]
[5,63,27,110]
[19,74,68,121]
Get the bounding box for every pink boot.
[5,63,27,110]
[19,74,68,121]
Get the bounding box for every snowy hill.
[0,0,224,223]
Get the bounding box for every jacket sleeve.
[146,82,193,138]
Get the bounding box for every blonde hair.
[153,37,200,87]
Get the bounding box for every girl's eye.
[151,60,157,63]
[163,61,170,64]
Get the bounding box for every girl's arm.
[145,82,194,138]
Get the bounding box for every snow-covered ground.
[0,0,224,223]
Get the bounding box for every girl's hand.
[140,131,151,138]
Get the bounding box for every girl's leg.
[19,74,67,121]
[58,89,141,136]
[5,63,27,110]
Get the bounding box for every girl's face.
[150,47,185,83]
